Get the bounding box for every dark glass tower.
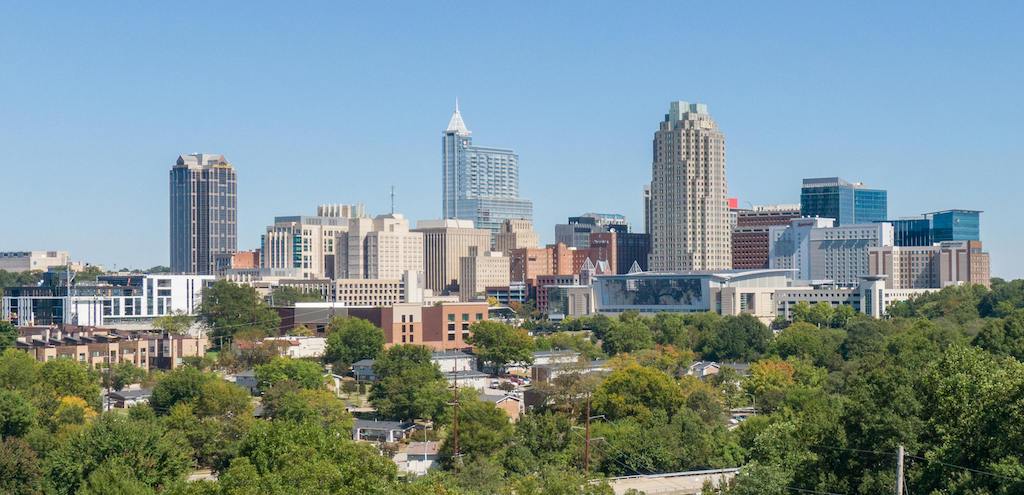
[800,177,887,226]
[170,153,237,274]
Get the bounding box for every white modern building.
[2,274,213,329]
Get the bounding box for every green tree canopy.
[601,319,655,356]
[325,317,385,367]
[45,414,192,495]
[698,314,771,362]
[592,364,683,421]
[439,393,514,463]
[255,357,324,390]
[199,281,281,340]
[467,320,534,371]
[269,286,324,306]
[370,345,450,421]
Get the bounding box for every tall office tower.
[649,101,731,271]
[441,101,533,236]
[414,219,492,294]
[869,240,991,289]
[643,184,653,235]
[335,214,423,280]
[459,247,511,301]
[732,204,802,269]
[494,219,540,254]
[170,153,237,274]
[261,205,366,279]
[800,177,887,226]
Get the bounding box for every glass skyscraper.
[170,153,237,274]
[800,177,887,226]
[442,102,532,235]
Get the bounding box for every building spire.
[446,98,471,135]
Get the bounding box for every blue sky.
[1,2,1021,278]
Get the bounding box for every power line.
[785,487,846,495]
[904,454,1024,483]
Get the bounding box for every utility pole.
[896,445,905,495]
[583,396,591,477]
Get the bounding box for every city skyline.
[2,3,1022,278]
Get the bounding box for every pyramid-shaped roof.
[445,99,471,135]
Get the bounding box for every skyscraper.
[441,101,533,236]
[800,177,887,226]
[649,101,731,271]
[170,153,237,274]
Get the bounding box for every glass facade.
[170,154,237,274]
[930,210,980,242]
[890,218,932,246]
[442,106,532,236]
[887,210,980,246]
[800,177,887,226]
[595,275,707,310]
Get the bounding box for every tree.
[601,319,655,356]
[45,415,192,495]
[592,364,683,420]
[698,314,771,362]
[0,437,43,495]
[467,320,535,371]
[807,302,835,328]
[534,332,604,360]
[0,348,39,391]
[370,345,450,421]
[973,310,1024,361]
[199,281,281,340]
[103,362,148,391]
[0,389,36,437]
[255,357,324,390]
[262,383,353,430]
[648,312,696,349]
[194,379,253,418]
[0,321,17,351]
[77,458,156,495]
[770,322,845,369]
[150,366,208,414]
[38,359,102,410]
[325,317,385,367]
[269,286,323,306]
[439,393,513,462]
[227,419,401,494]
[154,312,194,335]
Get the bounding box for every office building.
[275,270,423,307]
[414,219,492,294]
[888,209,982,246]
[732,205,802,269]
[800,177,887,226]
[442,102,532,235]
[769,218,893,287]
[494,219,539,254]
[869,240,990,289]
[170,153,237,274]
[649,101,731,271]
[337,214,423,280]
[554,213,629,249]
[774,276,933,320]
[3,273,213,329]
[0,251,69,273]
[459,249,511,301]
[261,205,366,279]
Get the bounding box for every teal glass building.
[800,177,887,226]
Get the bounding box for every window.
[475,313,483,320]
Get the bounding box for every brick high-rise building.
[732,205,801,269]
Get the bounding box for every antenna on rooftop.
[390,186,395,214]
